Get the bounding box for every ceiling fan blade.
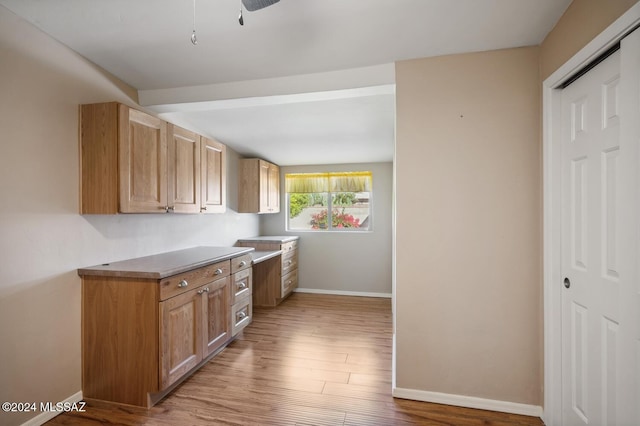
[241,0,280,12]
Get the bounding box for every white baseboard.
[392,387,542,418]
[293,288,392,298]
[21,391,84,426]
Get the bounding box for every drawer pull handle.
[239,260,247,267]
[238,281,247,290]
[197,287,210,295]
[214,268,223,275]
[177,280,188,288]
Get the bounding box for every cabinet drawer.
[231,295,252,336]
[159,260,230,301]
[231,253,252,274]
[281,241,297,254]
[281,269,298,298]
[282,251,297,275]
[231,268,252,304]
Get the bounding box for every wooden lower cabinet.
[230,258,253,336]
[160,286,204,390]
[203,277,231,356]
[159,275,231,390]
[81,254,251,408]
[236,237,299,307]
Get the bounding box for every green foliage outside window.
[332,192,357,206]
[289,193,312,218]
[311,193,327,206]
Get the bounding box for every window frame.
[285,172,373,233]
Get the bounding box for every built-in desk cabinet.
[237,236,299,307]
[79,247,252,408]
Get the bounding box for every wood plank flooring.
[47,293,544,425]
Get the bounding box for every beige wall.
[541,0,639,79]
[0,7,259,425]
[395,46,542,405]
[261,162,393,295]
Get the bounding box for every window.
[286,171,372,231]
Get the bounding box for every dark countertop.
[250,250,282,264]
[237,235,299,244]
[77,246,254,279]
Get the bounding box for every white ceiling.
[0,0,571,165]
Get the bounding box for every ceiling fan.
[242,0,280,12]
[239,0,280,26]
[191,0,280,44]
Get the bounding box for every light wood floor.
[47,293,543,425]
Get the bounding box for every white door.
[560,29,640,426]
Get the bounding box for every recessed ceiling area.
[151,85,396,166]
[0,0,572,165]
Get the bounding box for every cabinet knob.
[286,260,292,265]
[238,281,247,290]
[237,311,247,321]
[214,268,223,275]
[167,206,175,212]
[239,260,247,267]
[177,280,188,288]
[198,287,210,295]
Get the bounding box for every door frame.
[542,4,640,425]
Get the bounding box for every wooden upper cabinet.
[238,158,280,214]
[120,107,168,213]
[266,161,280,213]
[80,102,226,214]
[167,124,201,214]
[201,137,226,213]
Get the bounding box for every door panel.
[119,106,167,213]
[202,276,230,357]
[168,124,200,213]
[560,28,640,426]
[561,49,619,426]
[159,289,203,390]
[201,137,226,213]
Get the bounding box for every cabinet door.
[167,124,201,213]
[267,163,280,213]
[202,276,230,357]
[159,288,203,390]
[119,105,168,213]
[259,160,271,213]
[201,137,226,213]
